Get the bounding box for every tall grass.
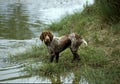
[8,42,116,83]
[96,0,120,22]
[48,11,92,35]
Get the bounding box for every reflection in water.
[72,72,88,84]
[0,0,94,83]
[39,72,88,84]
[0,2,33,39]
[50,75,62,84]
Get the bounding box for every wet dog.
[40,31,87,63]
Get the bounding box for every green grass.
[8,2,120,84]
[8,43,118,83]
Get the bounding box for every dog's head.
[40,31,53,44]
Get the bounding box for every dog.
[40,31,87,63]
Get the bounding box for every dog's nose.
[45,35,50,42]
[46,35,50,39]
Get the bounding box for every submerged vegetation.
[8,0,120,84]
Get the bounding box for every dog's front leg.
[55,53,59,63]
[50,53,55,63]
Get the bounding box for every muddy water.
[0,0,94,83]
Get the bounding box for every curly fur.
[40,31,87,63]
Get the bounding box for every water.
[0,0,94,83]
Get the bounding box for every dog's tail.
[81,39,88,46]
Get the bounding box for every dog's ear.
[48,31,53,41]
[40,32,44,41]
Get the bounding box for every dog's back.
[51,35,71,53]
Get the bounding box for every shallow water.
[0,0,94,83]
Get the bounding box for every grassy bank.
[8,1,120,84]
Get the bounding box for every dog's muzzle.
[44,35,50,43]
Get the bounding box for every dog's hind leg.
[70,47,80,63]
